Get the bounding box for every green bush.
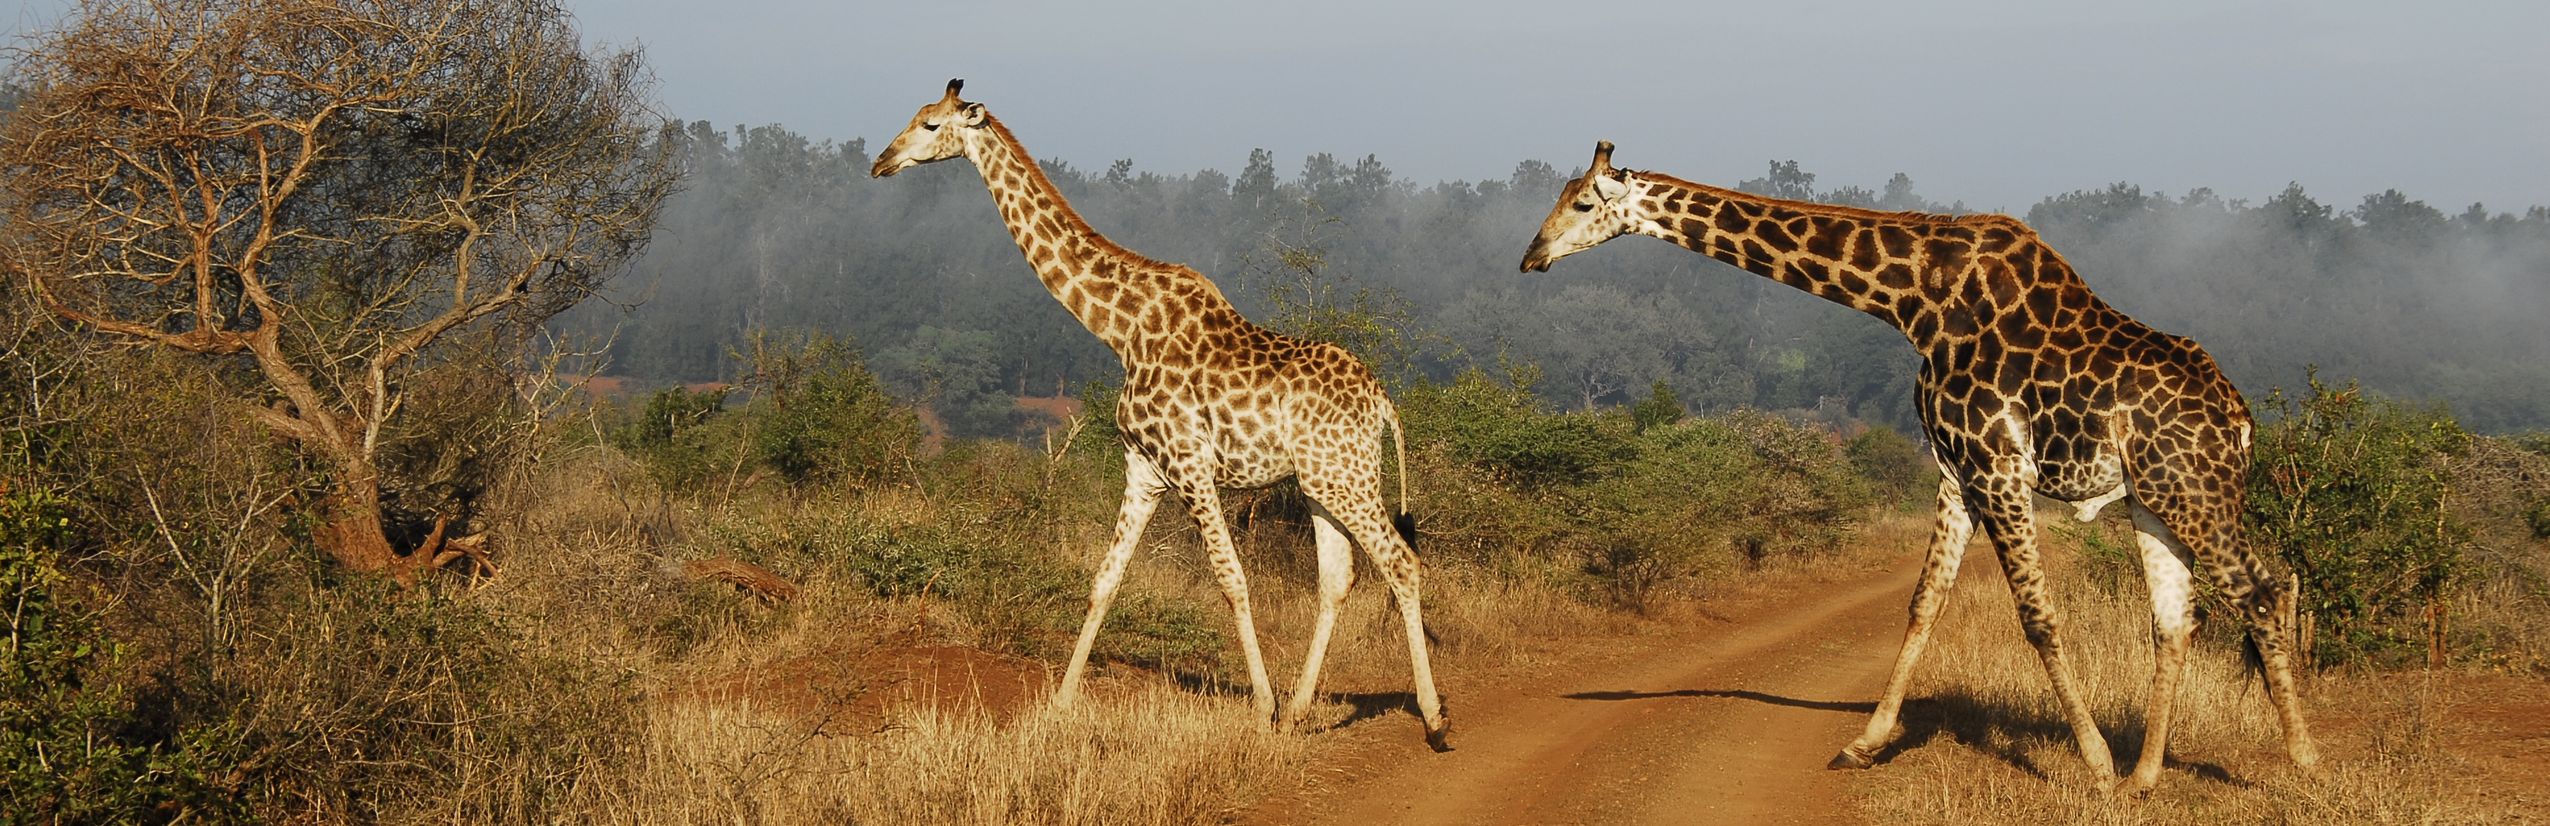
[1845,425,1932,504]
[1399,366,1635,489]
[1630,380,1685,433]
[608,331,922,492]
[609,384,736,489]
[1400,365,1876,607]
[1,488,239,824]
[1581,411,1875,604]
[2248,373,2468,666]
[736,331,920,487]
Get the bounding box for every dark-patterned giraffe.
[1521,142,2316,792]
[870,80,1449,749]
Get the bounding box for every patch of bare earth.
[653,509,2550,823]
[1237,553,1915,826]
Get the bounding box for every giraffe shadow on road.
[1322,690,1425,732]
[1161,672,1429,732]
[1874,691,2253,787]
[1562,688,1875,714]
[1560,687,2251,787]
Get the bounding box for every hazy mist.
[562,121,2550,436]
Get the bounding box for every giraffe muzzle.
[1519,241,1554,272]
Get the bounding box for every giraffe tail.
[1379,397,1434,645]
[1383,397,1415,546]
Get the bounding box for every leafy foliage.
[737,331,921,487]
[1579,411,1875,604]
[1846,425,1932,504]
[1399,366,1873,606]
[1399,366,1635,489]
[1631,380,1685,433]
[2248,373,2469,665]
[1,489,238,824]
[610,384,737,489]
[609,330,920,491]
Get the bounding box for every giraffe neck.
[1622,171,2058,341]
[958,116,1232,357]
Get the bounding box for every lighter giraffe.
[1521,142,2317,792]
[870,80,1450,749]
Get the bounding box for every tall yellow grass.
[583,683,1299,825]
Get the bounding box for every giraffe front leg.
[1056,450,1166,709]
[2126,501,2197,794]
[1280,507,1357,732]
[1183,486,1278,725]
[1834,475,1972,770]
[1974,485,2118,788]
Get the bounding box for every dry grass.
[593,684,1304,825]
[1849,508,2544,824]
[440,437,1647,825]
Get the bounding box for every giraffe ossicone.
[871,79,1450,750]
[1523,141,2318,792]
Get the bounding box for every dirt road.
[1241,560,1920,826]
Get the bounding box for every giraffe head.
[869,78,986,178]
[1520,141,1638,272]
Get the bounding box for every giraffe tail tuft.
[1394,512,1418,553]
[2239,628,2268,692]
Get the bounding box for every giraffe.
[869,80,1450,750]
[1520,141,2318,792]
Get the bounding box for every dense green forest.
[566,121,2550,436]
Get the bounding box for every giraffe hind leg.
[1279,505,1356,732]
[1315,485,1450,750]
[2125,499,2197,794]
[2146,483,2324,774]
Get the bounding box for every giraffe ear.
[958,101,987,127]
[1591,171,1628,201]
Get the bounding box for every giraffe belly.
[2038,453,2127,522]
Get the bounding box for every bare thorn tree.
[1,0,678,585]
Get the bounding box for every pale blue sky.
[11,1,2546,214]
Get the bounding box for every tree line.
[569,121,2550,436]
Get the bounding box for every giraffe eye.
[1572,202,1593,212]
[922,122,941,132]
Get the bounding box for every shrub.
[2248,373,2468,666]
[736,331,920,487]
[1846,425,1932,505]
[1630,380,1685,433]
[1,488,238,824]
[610,384,737,489]
[1399,366,1635,489]
[1581,411,1875,604]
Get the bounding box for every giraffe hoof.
[1425,722,1454,753]
[1826,749,1874,770]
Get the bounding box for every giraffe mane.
[978,114,1233,305]
[1627,168,2027,231]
